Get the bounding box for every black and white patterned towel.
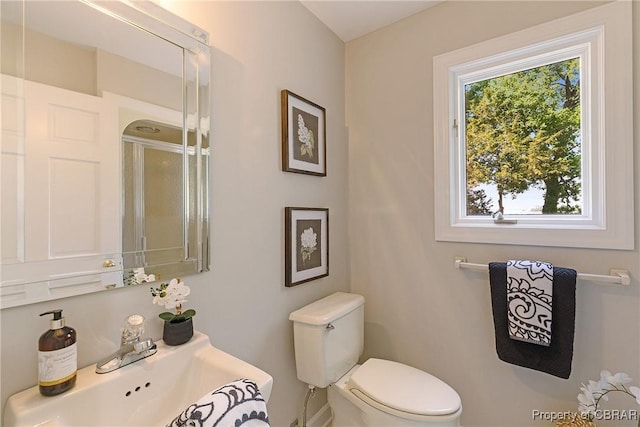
[167,378,269,427]
[506,260,553,346]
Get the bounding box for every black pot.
[163,318,194,346]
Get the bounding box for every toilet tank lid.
[289,292,364,325]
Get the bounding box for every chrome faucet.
[95,314,157,374]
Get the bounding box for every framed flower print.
[281,90,326,176]
[285,207,329,287]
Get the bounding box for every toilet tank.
[289,292,365,388]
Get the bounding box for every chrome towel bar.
[454,257,631,286]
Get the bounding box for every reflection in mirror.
[122,120,205,283]
[0,1,210,308]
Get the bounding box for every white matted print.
[281,90,326,176]
[285,207,329,287]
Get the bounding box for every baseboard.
[306,403,332,427]
[303,403,463,427]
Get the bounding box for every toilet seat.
[347,359,461,420]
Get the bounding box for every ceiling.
[300,1,443,42]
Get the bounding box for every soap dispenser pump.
[38,309,77,396]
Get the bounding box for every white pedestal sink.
[4,331,273,426]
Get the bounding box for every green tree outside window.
[465,58,581,215]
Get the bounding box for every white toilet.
[289,292,462,427]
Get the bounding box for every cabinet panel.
[1,77,122,306]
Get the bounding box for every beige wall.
[96,49,183,111]
[346,1,639,426]
[0,2,347,426]
[25,29,97,95]
[0,22,96,94]
[1,25,184,108]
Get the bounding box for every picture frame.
[285,207,329,287]
[281,90,326,176]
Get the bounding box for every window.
[465,57,582,217]
[433,1,633,249]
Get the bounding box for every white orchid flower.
[629,386,640,405]
[152,291,170,308]
[586,379,607,401]
[600,370,633,389]
[151,278,190,311]
[133,268,148,283]
[576,371,640,420]
[578,386,596,412]
[163,278,190,309]
[133,267,156,284]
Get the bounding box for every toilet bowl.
[329,360,461,427]
[289,292,462,427]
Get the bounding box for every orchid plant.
[124,267,156,287]
[578,370,640,416]
[150,278,196,324]
[556,370,640,427]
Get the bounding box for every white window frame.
[433,1,633,249]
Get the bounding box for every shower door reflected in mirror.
[122,120,202,283]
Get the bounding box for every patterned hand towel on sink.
[167,378,269,427]
[507,260,553,346]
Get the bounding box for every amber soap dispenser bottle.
[38,310,77,396]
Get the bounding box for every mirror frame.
[0,0,210,309]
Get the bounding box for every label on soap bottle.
[38,343,77,386]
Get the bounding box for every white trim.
[102,91,183,131]
[453,38,598,227]
[306,403,333,427]
[433,1,633,249]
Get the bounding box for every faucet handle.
[133,338,156,353]
[121,314,145,345]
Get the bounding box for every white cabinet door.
[1,76,122,307]
[1,75,25,266]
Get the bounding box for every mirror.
[0,1,210,308]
